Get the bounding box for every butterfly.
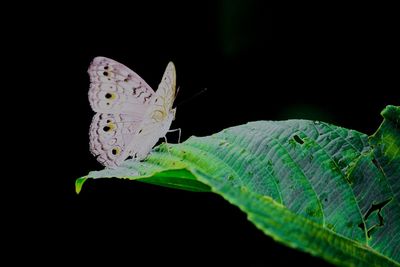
[88,57,177,168]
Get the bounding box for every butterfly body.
[88,57,177,167]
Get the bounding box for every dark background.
[14,2,398,266]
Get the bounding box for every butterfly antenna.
[176,88,207,107]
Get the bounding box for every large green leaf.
[76,105,400,267]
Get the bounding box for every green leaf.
[77,105,400,267]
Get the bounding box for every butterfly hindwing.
[89,113,142,167]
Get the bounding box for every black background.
[13,2,399,266]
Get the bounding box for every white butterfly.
[88,57,177,168]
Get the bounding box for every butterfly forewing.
[154,61,176,111]
[88,57,155,115]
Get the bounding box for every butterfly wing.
[88,57,155,167]
[88,57,155,116]
[89,113,141,167]
[126,62,177,161]
[153,61,176,112]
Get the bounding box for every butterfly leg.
[168,128,181,143]
[162,135,172,156]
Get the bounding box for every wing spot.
[105,93,112,99]
[152,110,166,122]
[104,66,109,70]
[112,148,120,155]
[103,71,109,76]
[103,126,111,132]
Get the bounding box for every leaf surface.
[77,105,400,267]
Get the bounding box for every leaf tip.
[381,105,400,124]
[75,177,89,194]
